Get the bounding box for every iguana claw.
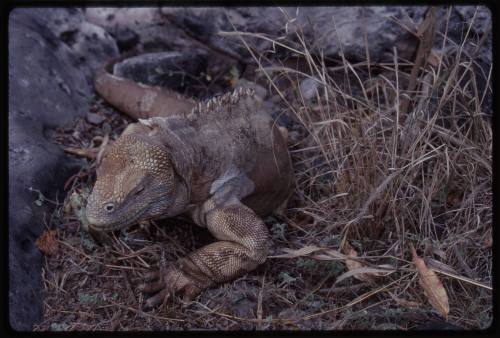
[138,265,202,309]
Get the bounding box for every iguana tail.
[94,54,197,120]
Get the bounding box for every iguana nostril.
[105,203,115,212]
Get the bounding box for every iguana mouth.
[87,208,148,232]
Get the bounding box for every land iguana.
[86,56,293,308]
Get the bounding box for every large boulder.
[86,6,491,67]
[86,6,427,62]
[159,6,427,62]
[84,7,193,53]
[8,8,118,331]
[112,51,208,90]
[440,6,492,114]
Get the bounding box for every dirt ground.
[33,10,492,331]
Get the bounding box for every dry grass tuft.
[34,6,491,331]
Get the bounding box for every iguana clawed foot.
[138,266,203,309]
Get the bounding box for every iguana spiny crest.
[189,87,255,116]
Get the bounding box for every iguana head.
[86,124,189,232]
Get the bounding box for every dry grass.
[34,6,491,331]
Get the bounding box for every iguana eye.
[104,202,115,213]
[134,185,144,195]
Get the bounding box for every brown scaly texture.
[86,58,294,307]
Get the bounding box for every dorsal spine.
[190,87,255,116]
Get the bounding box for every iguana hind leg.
[139,201,269,308]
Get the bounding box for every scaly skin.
[86,58,293,308]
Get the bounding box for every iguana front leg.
[138,200,269,308]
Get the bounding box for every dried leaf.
[342,242,374,283]
[85,112,106,125]
[373,264,398,276]
[411,244,450,318]
[271,246,347,261]
[424,257,458,275]
[63,146,99,159]
[35,230,58,256]
[271,245,324,258]
[311,249,345,261]
[277,243,399,284]
[335,267,395,285]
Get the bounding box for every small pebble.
[299,78,319,100]
[86,112,106,125]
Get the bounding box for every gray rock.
[113,51,208,90]
[84,8,192,53]
[435,6,492,114]
[436,6,491,63]
[8,8,118,330]
[287,6,427,62]
[85,112,106,125]
[85,7,425,63]
[23,8,119,83]
[158,6,426,62]
[455,6,491,37]
[299,78,319,101]
[86,6,491,70]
